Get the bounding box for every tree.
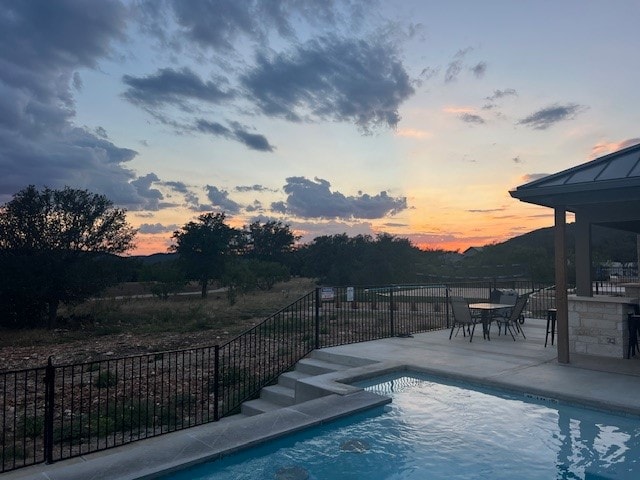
[0,185,137,328]
[170,213,241,298]
[244,220,297,264]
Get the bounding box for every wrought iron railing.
[1,281,555,472]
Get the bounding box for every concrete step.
[260,384,295,406]
[278,370,311,389]
[309,350,375,367]
[241,398,282,417]
[295,357,351,375]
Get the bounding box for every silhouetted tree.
[243,220,297,264]
[0,185,136,328]
[170,213,241,298]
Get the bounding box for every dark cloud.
[241,35,414,132]
[122,67,233,109]
[163,180,189,193]
[486,88,517,101]
[131,173,164,211]
[139,0,371,52]
[245,200,263,212]
[138,223,179,234]
[0,0,127,74]
[517,103,586,130]
[512,156,522,163]
[459,113,485,125]
[235,184,274,192]
[205,185,241,213]
[272,176,407,219]
[195,119,275,152]
[470,61,487,78]
[467,208,505,213]
[444,47,472,83]
[0,0,165,209]
[228,121,275,152]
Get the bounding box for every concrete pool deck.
[7,318,640,480]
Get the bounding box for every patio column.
[574,214,592,296]
[555,207,570,364]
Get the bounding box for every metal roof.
[510,142,640,233]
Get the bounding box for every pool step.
[240,353,362,417]
[260,384,296,406]
[295,357,351,375]
[278,370,311,389]
[241,398,284,416]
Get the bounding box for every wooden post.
[555,207,570,364]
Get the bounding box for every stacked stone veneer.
[568,295,638,358]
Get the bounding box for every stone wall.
[568,295,637,358]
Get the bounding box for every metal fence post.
[446,287,450,328]
[390,289,395,337]
[213,346,219,422]
[43,357,55,464]
[314,287,321,349]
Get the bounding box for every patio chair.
[490,289,518,336]
[495,294,529,340]
[449,296,482,342]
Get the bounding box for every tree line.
[2,185,637,329]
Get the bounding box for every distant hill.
[131,252,178,265]
[495,223,638,262]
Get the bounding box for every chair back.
[508,294,528,321]
[499,290,518,306]
[450,296,473,324]
[489,289,502,303]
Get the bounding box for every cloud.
[459,113,485,125]
[241,35,414,132]
[486,88,517,101]
[517,103,587,130]
[195,119,275,152]
[205,185,241,213]
[139,0,371,53]
[235,184,275,192]
[0,0,167,209]
[467,208,506,213]
[138,223,180,234]
[520,173,550,183]
[591,138,640,158]
[470,61,487,78]
[245,200,263,212]
[131,173,165,211]
[272,176,407,219]
[444,47,472,83]
[122,67,233,109]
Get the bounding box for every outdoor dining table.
[468,302,514,340]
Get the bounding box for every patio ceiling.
[509,143,640,233]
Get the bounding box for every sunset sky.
[2,0,639,255]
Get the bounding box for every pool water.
[162,372,640,479]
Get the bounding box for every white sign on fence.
[346,286,355,302]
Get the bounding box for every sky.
[2,0,640,256]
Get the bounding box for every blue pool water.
[162,372,640,479]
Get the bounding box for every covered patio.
[510,142,640,363]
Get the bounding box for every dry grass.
[0,277,318,370]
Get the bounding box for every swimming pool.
[161,372,640,479]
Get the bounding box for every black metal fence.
[1,281,555,473]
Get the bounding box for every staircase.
[240,350,374,416]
